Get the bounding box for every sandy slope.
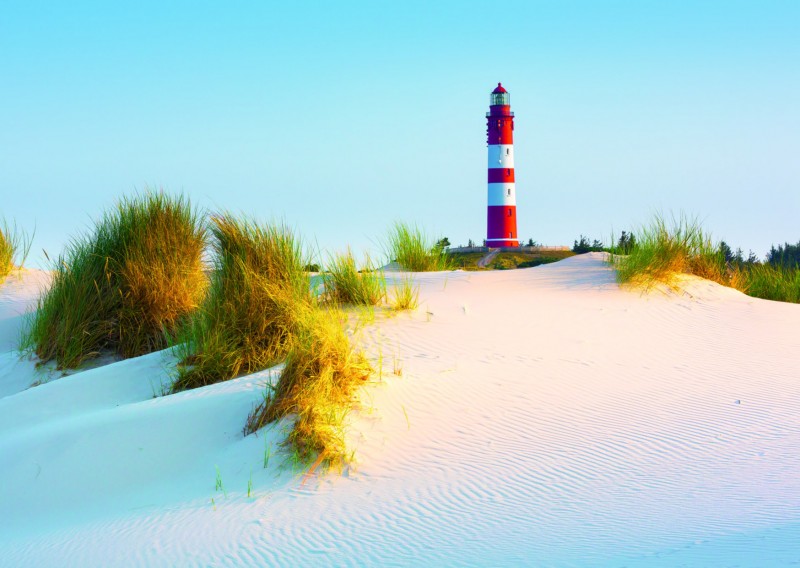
[0,269,50,353]
[1,254,799,567]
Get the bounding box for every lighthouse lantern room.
[485,82,518,247]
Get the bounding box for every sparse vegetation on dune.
[245,302,372,465]
[172,214,373,463]
[385,222,453,272]
[323,249,386,306]
[0,219,32,281]
[572,235,606,254]
[733,263,800,304]
[390,277,420,311]
[172,214,311,391]
[22,192,206,368]
[612,212,800,304]
[611,213,725,289]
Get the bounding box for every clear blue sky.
[2,1,798,266]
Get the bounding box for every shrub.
[385,222,454,272]
[22,192,206,368]
[172,214,310,391]
[0,219,32,281]
[322,249,386,306]
[244,301,372,465]
[767,241,800,269]
[616,231,637,254]
[573,235,605,253]
[613,213,725,289]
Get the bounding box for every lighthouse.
[486,82,518,247]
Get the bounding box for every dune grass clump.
[174,215,375,464]
[612,213,800,304]
[172,215,311,391]
[322,249,386,306]
[0,219,32,281]
[385,221,453,272]
[612,213,725,289]
[22,192,206,368]
[390,277,419,311]
[245,302,372,465]
[732,263,800,304]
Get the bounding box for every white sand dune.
[1,253,799,567]
[0,269,50,354]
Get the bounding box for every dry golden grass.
[613,213,726,290]
[174,214,375,463]
[21,191,206,368]
[390,276,419,311]
[173,214,310,390]
[612,213,800,304]
[0,225,11,280]
[244,299,372,465]
[116,200,208,357]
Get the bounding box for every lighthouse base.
[485,238,519,248]
[486,205,518,248]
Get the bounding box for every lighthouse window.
[507,188,511,196]
[509,232,513,238]
[506,148,509,155]
[507,168,511,176]
[507,208,512,217]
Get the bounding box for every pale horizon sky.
[2,1,798,267]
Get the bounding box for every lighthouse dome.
[490,83,510,106]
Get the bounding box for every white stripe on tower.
[487,184,515,206]
[487,145,514,168]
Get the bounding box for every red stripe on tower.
[486,83,518,247]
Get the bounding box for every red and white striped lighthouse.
[486,82,518,247]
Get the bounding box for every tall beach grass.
[732,263,800,304]
[21,192,206,368]
[322,249,386,306]
[173,214,310,391]
[612,213,725,289]
[171,214,375,464]
[613,212,800,304]
[385,221,453,272]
